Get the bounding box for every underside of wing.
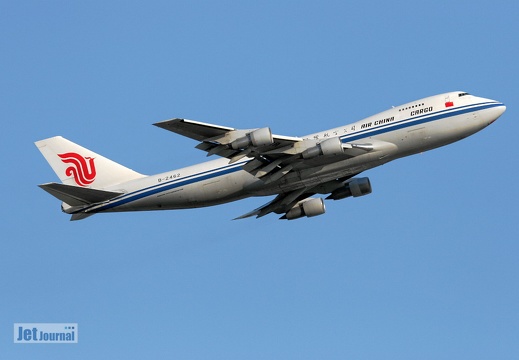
[154,118,397,185]
[154,118,303,178]
[234,187,313,220]
[234,175,366,220]
[154,118,301,146]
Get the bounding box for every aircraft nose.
[493,100,506,116]
[487,100,506,125]
[497,104,506,117]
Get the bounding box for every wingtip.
[233,210,262,220]
[232,214,252,220]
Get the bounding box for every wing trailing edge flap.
[38,182,123,207]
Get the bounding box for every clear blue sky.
[2,1,518,359]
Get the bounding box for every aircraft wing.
[154,118,394,183]
[154,118,301,157]
[154,118,304,177]
[233,175,360,219]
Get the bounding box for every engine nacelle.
[281,198,326,220]
[302,137,344,159]
[231,127,273,150]
[326,177,372,200]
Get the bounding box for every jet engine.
[326,177,372,200]
[281,198,326,220]
[302,137,345,159]
[231,127,273,149]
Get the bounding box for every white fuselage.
[83,92,505,215]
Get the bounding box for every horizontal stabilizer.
[70,212,95,221]
[38,182,123,206]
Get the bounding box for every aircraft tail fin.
[35,136,145,189]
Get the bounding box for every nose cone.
[488,101,506,125]
[497,104,506,117]
[475,95,506,125]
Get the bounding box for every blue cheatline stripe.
[77,161,247,214]
[340,102,503,142]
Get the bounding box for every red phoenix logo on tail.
[58,152,97,186]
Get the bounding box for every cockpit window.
[458,92,470,97]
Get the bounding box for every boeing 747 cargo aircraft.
[36,91,505,220]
